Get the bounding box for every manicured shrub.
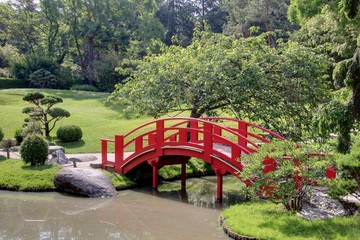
[0,127,4,142]
[20,134,48,166]
[14,128,24,145]
[56,125,83,143]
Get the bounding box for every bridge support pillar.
[215,169,226,202]
[181,162,186,190]
[216,173,223,202]
[152,165,158,190]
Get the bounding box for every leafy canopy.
[109,29,331,139]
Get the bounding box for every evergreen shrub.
[0,127,4,142]
[20,134,48,166]
[57,125,82,143]
[14,128,24,145]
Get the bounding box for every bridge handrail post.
[237,121,248,156]
[115,135,124,172]
[189,120,199,142]
[203,121,212,161]
[156,120,164,156]
[101,139,108,169]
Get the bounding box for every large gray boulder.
[54,168,117,197]
[51,149,71,165]
[298,187,349,220]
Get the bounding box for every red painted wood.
[114,135,124,173]
[156,120,164,156]
[101,139,108,169]
[181,162,186,190]
[152,165,158,190]
[216,172,223,202]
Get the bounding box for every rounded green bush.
[14,128,24,145]
[20,134,48,166]
[56,125,82,143]
[0,127,4,142]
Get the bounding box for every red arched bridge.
[100,117,286,201]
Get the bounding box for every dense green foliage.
[336,136,360,193]
[56,125,82,143]
[110,29,331,140]
[221,201,360,240]
[20,134,49,166]
[0,78,24,89]
[0,127,3,142]
[0,157,61,190]
[223,0,296,43]
[312,100,354,153]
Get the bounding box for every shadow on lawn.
[53,140,86,149]
[266,216,360,239]
[22,164,54,171]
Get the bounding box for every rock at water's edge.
[54,168,117,197]
[298,187,349,220]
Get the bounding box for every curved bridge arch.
[101,117,285,200]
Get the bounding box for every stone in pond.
[54,168,117,197]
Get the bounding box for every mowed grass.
[0,89,155,153]
[0,156,61,190]
[221,201,360,240]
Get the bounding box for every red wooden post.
[135,136,143,152]
[152,165,158,190]
[190,120,198,142]
[203,122,212,162]
[101,139,108,169]
[179,128,187,143]
[115,135,124,173]
[238,121,247,151]
[213,126,221,144]
[149,133,156,145]
[156,120,164,156]
[216,171,223,202]
[181,162,186,190]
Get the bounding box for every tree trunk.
[86,36,95,86]
[44,114,50,137]
[284,195,303,212]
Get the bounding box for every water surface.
[0,176,245,240]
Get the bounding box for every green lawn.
[221,201,360,240]
[0,156,61,190]
[0,89,155,153]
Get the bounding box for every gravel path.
[0,149,109,169]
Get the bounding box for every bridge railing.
[101,117,285,173]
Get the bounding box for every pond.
[0,175,246,240]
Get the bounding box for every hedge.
[0,78,25,89]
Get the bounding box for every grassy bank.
[0,156,134,190]
[0,156,61,190]
[221,201,360,240]
[0,89,155,153]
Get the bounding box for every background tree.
[22,92,70,137]
[156,0,227,46]
[222,0,297,44]
[290,0,360,151]
[109,29,331,139]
